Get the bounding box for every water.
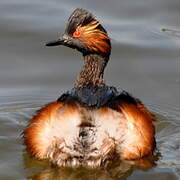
[0,0,180,179]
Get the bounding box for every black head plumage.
[46,8,111,55]
[66,8,95,34]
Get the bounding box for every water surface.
[0,0,180,179]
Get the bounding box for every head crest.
[66,8,97,35]
[66,8,111,55]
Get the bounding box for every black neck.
[75,54,109,88]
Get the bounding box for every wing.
[111,94,156,160]
[24,102,64,159]
[23,101,83,163]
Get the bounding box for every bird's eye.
[73,29,81,37]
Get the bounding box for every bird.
[23,8,156,168]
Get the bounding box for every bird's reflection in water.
[24,152,160,180]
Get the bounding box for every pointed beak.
[45,39,63,46]
[45,35,68,47]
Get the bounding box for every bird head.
[46,8,111,56]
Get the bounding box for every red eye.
[73,30,81,37]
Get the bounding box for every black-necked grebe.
[24,8,156,168]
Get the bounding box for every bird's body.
[24,8,156,168]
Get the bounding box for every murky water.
[0,0,180,179]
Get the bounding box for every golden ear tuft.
[81,21,100,34]
[74,21,111,54]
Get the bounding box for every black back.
[57,86,137,108]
